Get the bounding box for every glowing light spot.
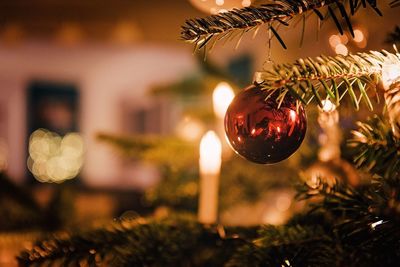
[56,23,83,46]
[276,195,292,212]
[328,35,341,47]
[321,99,336,112]
[216,0,224,6]
[282,259,292,267]
[289,110,297,121]
[335,44,348,56]
[277,126,281,133]
[242,0,251,7]
[353,29,364,43]
[27,129,84,183]
[251,128,256,135]
[176,117,205,142]
[370,220,384,230]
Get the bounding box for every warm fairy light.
[307,175,320,189]
[176,116,205,141]
[284,260,292,266]
[335,44,348,56]
[275,194,292,212]
[321,99,336,112]
[213,82,235,119]
[241,0,251,6]
[27,129,84,183]
[56,23,83,46]
[370,220,384,230]
[353,29,364,43]
[262,207,288,225]
[190,0,247,14]
[328,35,341,47]
[381,58,400,89]
[199,131,222,175]
[289,110,297,121]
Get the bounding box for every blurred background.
[0,0,398,265]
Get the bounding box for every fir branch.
[349,116,400,179]
[17,217,257,267]
[299,178,400,266]
[386,25,400,44]
[257,50,400,109]
[390,0,400,8]
[181,0,386,50]
[227,224,336,267]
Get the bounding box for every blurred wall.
[0,42,196,187]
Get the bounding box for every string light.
[370,220,384,230]
[176,116,205,141]
[353,29,364,43]
[275,194,292,212]
[335,44,348,56]
[241,0,251,6]
[321,99,336,113]
[328,35,341,48]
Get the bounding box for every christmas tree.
[17,1,400,266]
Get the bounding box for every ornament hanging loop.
[263,22,275,70]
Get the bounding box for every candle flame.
[213,82,235,119]
[200,131,222,175]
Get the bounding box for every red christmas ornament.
[224,84,307,164]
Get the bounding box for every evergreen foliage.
[14,2,400,266]
[386,25,400,44]
[257,50,400,110]
[17,173,400,266]
[181,0,393,51]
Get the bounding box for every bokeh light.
[328,34,341,48]
[335,44,348,56]
[353,29,364,43]
[190,0,251,14]
[27,129,84,183]
[176,116,205,141]
[321,99,336,113]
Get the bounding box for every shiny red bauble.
[224,84,307,164]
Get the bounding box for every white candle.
[198,131,222,224]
